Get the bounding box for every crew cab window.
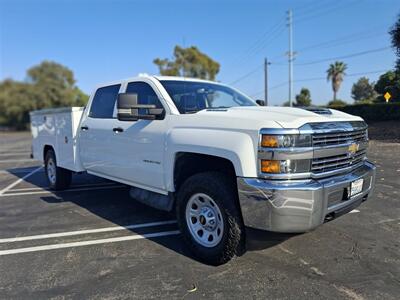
[89,84,121,118]
[126,81,163,115]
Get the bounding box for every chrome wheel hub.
[185,193,224,248]
[199,206,217,231]
[47,158,56,184]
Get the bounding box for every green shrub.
[329,103,400,121]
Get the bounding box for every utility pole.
[264,57,270,106]
[287,9,294,107]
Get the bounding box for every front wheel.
[176,172,245,265]
[44,149,72,190]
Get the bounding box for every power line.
[229,64,263,85]
[292,0,327,14]
[295,47,391,66]
[294,0,360,24]
[249,26,286,58]
[249,69,387,97]
[244,20,285,56]
[236,47,390,95]
[296,30,386,53]
[270,36,389,65]
[250,81,288,97]
[271,81,289,90]
[270,23,389,62]
[229,24,286,85]
[233,24,286,69]
[248,20,286,56]
[229,59,287,86]
[229,19,286,67]
[226,19,286,86]
[295,0,344,18]
[295,69,388,83]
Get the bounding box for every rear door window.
[89,84,121,118]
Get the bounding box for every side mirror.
[256,99,265,106]
[117,93,164,121]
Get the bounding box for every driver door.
[108,80,167,193]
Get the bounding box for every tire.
[44,149,72,190]
[176,171,246,265]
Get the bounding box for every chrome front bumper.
[237,161,376,233]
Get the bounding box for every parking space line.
[0,152,31,157]
[0,150,31,155]
[0,159,37,163]
[0,220,177,243]
[0,166,43,196]
[0,167,43,175]
[0,230,181,256]
[0,170,41,175]
[0,185,127,197]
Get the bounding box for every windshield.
[159,80,257,114]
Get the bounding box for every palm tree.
[327,61,347,101]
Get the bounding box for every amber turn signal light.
[261,160,280,173]
[261,135,279,148]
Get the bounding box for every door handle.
[113,127,124,133]
[81,126,89,131]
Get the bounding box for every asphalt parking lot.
[0,132,399,299]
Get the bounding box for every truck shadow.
[245,228,298,252]
[2,167,296,264]
[4,166,116,188]
[38,193,203,262]
[38,188,296,264]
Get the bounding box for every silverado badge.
[348,143,359,155]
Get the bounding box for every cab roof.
[96,74,223,92]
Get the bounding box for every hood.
[196,106,363,129]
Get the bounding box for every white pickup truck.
[30,75,376,264]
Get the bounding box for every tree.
[0,61,88,129]
[154,45,220,80]
[294,88,312,106]
[327,99,347,107]
[374,70,400,102]
[390,13,400,74]
[27,61,88,107]
[327,61,347,101]
[351,77,377,103]
[0,80,40,129]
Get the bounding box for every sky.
[0,0,399,106]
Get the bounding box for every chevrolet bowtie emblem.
[348,143,359,155]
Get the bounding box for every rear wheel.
[176,172,245,265]
[44,149,72,190]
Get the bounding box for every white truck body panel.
[29,76,365,194]
[30,107,85,172]
[28,75,376,240]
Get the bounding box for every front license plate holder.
[350,178,364,197]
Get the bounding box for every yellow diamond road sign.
[384,92,391,102]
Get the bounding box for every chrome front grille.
[312,149,367,174]
[312,129,367,147]
[258,121,369,180]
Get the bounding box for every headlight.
[261,134,311,148]
[261,159,311,174]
